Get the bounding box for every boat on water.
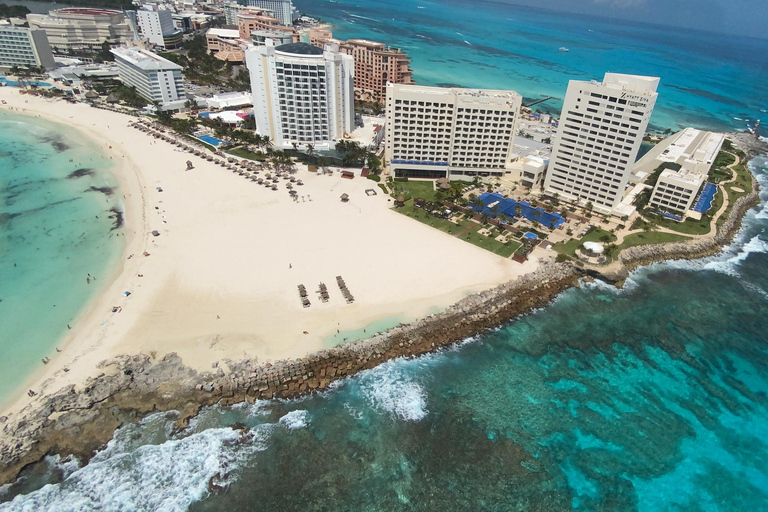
[559,47,569,52]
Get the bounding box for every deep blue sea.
[0,111,124,407]
[2,1,768,510]
[295,0,768,136]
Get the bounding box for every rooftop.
[110,47,182,71]
[52,7,123,16]
[207,28,240,38]
[275,42,324,56]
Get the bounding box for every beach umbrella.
[84,90,98,99]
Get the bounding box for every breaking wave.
[356,359,430,422]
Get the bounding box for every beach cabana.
[340,193,349,202]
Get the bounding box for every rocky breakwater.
[0,263,579,486]
[619,191,761,270]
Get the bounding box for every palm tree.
[515,205,523,218]
[306,144,314,156]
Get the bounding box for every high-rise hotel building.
[385,84,522,179]
[246,41,355,149]
[111,47,185,106]
[543,73,659,214]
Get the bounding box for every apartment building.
[310,28,413,103]
[385,84,522,180]
[245,41,355,148]
[543,72,659,214]
[135,9,183,49]
[0,26,55,70]
[205,27,248,61]
[26,8,134,51]
[111,47,185,106]
[647,128,724,215]
[244,0,295,26]
[237,12,297,42]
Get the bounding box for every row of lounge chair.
[130,121,304,195]
[336,276,355,304]
[297,284,310,308]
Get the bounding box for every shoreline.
[0,152,762,485]
[0,107,142,412]
[0,90,764,487]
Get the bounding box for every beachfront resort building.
[385,84,522,180]
[26,8,135,51]
[246,41,355,149]
[111,47,185,108]
[640,128,725,216]
[310,28,413,103]
[0,26,55,70]
[134,9,183,50]
[543,72,659,215]
[237,12,298,42]
[244,0,296,26]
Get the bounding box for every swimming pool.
[196,134,226,146]
[0,77,52,88]
[474,193,566,229]
[692,183,717,213]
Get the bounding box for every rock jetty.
[0,263,579,486]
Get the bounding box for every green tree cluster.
[0,3,30,17]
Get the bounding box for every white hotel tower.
[246,41,355,149]
[385,84,522,180]
[544,73,659,214]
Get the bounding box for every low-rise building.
[646,128,724,216]
[237,12,297,42]
[0,26,55,70]
[26,8,135,52]
[246,41,355,149]
[111,47,185,107]
[205,27,249,61]
[385,84,522,180]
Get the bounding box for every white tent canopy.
[583,241,604,254]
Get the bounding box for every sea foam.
[0,419,273,512]
[357,359,429,422]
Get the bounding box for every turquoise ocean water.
[2,1,768,510]
[0,111,124,406]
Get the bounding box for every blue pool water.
[475,192,566,228]
[523,232,539,240]
[2,1,768,509]
[0,78,52,88]
[693,183,718,213]
[197,135,225,147]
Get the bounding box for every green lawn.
[553,226,617,256]
[227,146,267,161]
[395,204,521,257]
[461,230,522,258]
[389,180,438,202]
[632,214,713,236]
[717,166,754,228]
[618,232,690,251]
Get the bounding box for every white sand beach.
[0,88,543,417]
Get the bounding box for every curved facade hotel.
[385,84,522,180]
[26,8,135,51]
[246,41,355,149]
[543,73,659,215]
